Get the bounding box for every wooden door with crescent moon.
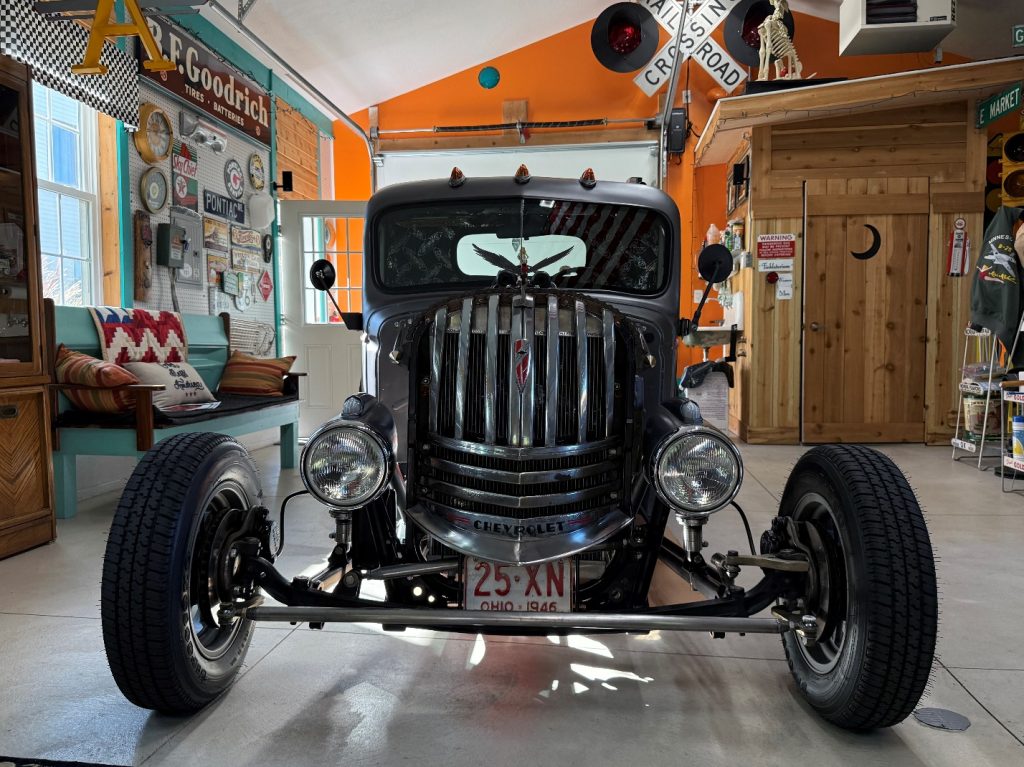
[802,177,930,443]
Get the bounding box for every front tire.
[101,433,262,714]
[778,445,937,730]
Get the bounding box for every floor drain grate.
[913,707,971,731]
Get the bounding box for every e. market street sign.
[140,19,272,146]
[976,82,1022,128]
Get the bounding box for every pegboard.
[130,82,276,330]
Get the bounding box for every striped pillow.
[55,345,139,413]
[218,351,296,397]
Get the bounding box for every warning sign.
[757,233,797,260]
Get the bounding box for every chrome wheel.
[184,481,253,661]
[792,491,849,675]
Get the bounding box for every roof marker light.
[579,168,597,189]
[449,167,466,188]
[514,164,531,184]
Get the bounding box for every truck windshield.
[375,198,669,294]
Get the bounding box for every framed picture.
[203,217,230,251]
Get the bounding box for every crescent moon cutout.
[851,224,881,261]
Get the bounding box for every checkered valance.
[0,0,139,128]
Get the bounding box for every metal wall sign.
[1014,25,1024,48]
[976,82,1022,128]
[203,190,245,223]
[140,17,272,146]
[633,0,747,96]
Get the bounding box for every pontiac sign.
[141,19,271,146]
[204,191,246,224]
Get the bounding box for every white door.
[279,200,365,438]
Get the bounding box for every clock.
[139,167,169,213]
[248,153,266,190]
[134,103,173,164]
[225,158,245,200]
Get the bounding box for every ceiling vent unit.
[840,0,956,56]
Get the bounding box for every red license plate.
[464,557,574,612]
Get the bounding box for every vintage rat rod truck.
[101,169,937,730]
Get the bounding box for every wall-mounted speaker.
[667,108,688,154]
[591,2,659,73]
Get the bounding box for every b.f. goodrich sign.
[141,19,271,146]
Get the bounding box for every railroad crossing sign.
[633,0,748,96]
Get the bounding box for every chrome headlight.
[653,426,742,515]
[301,421,391,508]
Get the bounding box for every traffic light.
[1003,132,1024,206]
[591,2,658,73]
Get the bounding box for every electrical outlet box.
[155,223,187,269]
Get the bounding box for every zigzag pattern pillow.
[90,307,188,364]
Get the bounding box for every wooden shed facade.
[695,58,1024,445]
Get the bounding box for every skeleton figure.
[757,0,803,81]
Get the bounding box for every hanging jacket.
[971,206,1024,363]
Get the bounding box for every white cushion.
[122,361,216,410]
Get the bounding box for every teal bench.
[45,300,300,519]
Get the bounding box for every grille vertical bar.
[603,309,615,439]
[507,299,522,446]
[575,299,588,443]
[429,305,446,434]
[520,294,535,446]
[484,294,498,444]
[453,298,472,439]
[545,295,559,447]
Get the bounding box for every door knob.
[809,322,821,332]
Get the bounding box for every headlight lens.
[301,425,389,507]
[654,428,742,514]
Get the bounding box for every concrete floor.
[0,443,1022,766]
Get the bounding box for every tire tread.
[101,432,249,714]
[781,445,937,730]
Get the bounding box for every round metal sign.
[224,158,245,200]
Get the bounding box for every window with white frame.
[302,214,362,325]
[33,83,99,307]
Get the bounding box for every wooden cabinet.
[0,55,55,558]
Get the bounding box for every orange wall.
[334,11,974,371]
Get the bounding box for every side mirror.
[309,259,336,291]
[697,243,733,284]
[682,244,734,337]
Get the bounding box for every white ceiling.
[202,0,612,114]
[199,0,1021,119]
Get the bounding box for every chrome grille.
[427,294,617,447]
[418,293,624,523]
